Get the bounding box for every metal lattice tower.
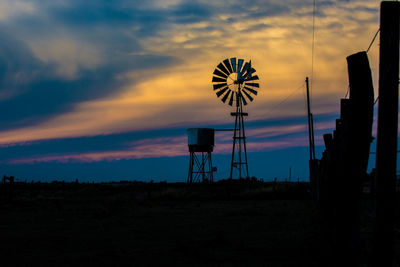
[230,86,249,179]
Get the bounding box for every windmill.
[212,58,260,179]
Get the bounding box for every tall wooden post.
[306,77,315,162]
[374,2,400,266]
[306,77,319,201]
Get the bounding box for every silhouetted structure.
[306,77,318,200]
[373,2,399,266]
[315,51,374,265]
[3,175,14,184]
[187,128,214,183]
[230,97,249,179]
[306,77,316,163]
[211,58,260,179]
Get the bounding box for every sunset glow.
[0,0,384,181]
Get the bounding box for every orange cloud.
[0,0,380,150]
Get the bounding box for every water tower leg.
[187,151,194,183]
[208,151,213,182]
[201,152,205,182]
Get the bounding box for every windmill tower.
[211,58,260,179]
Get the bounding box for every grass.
[0,181,398,266]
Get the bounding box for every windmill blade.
[243,86,258,95]
[216,87,228,97]
[211,58,259,106]
[221,90,231,103]
[228,91,235,106]
[239,92,248,105]
[212,76,226,83]
[223,59,233,73]
[217,63,230,76]
[245,82,259,88]
[237,59,244,77]
[213,68,228,78]
[244,68,256,78]
[240,62,249,78]
[213,82,227,90]
[230,58,237,72]
[245,60,252,77]
[242,89,254,101]
[242,66,255,80]
[244,75,259,82]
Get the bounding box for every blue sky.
[0,0,389,182]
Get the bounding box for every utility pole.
[306,77,315,162]
[373,2,400,266]
[306,77,318,201]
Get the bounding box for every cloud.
[0,1,36,21]
[5,137,291,164]
[0,25,176,131]
[1,113,338,165]
[0,0,382,180]
[170,2,214,24]
[0,28,46,99]
[6,136,187,164]
[241,23,271,33]
[29,38,103,79]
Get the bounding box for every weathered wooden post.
[326,51,373,265]
[306,77,319,201]
[373,2,400,266]
[316,50,374,265]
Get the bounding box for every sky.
[0,0,391,182]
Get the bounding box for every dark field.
[1,181,399,266]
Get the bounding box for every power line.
[310,0,317,102]
[344,85,350,98]
[261,83,305,118]
[366,28,380,53]
[374,96,379,106]
[343,29,380,102]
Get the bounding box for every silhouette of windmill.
[211,58,260,179]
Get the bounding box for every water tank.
[187,128,214,152]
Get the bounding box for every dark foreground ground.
[0,181,399,266]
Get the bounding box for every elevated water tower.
[187,128,214,183]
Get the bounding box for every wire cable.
[374,96,379,106]
[344,28,379,100]
[261,83,305,119]
[344,85,350,98]
[366,28,380,53]
[310,0,317,103]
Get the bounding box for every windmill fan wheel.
[212,58,259,106]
